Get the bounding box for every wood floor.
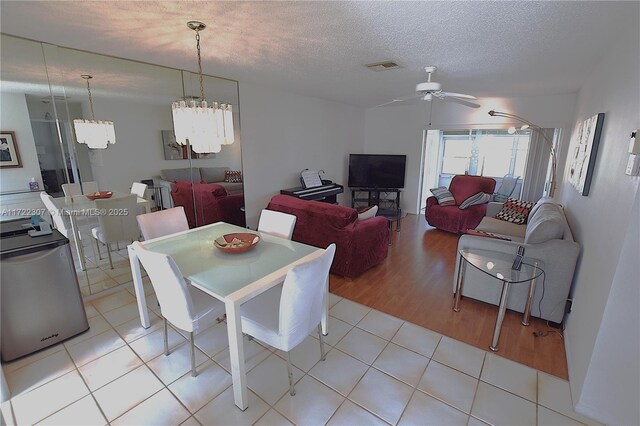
[330,213,568,379]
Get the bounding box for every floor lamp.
[488,110,557,198]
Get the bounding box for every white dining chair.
[131,182,149,215]
[130,182,147,198]
[82,181,99,194]
[137,207,189,240]
[40,192,73,239]
[61,183,82,197]
[91,194,140,269]
[257,209,297,240]
[240,243,336,396]
[131,241,225,376]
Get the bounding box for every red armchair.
[267,195,389,279]
[171,181,246,228]
[425,175,496,234]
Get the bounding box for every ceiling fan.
[377,66,480,108]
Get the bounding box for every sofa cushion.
[476,216,527,240]
[200,166,229,183]
[525,203,565,244]
[460,192,492,209]
[161,168,197,182]
[494,198,535,224]
[528,196,557,219]
[430,187,456,206]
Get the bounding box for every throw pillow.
[430,187,456,206]
[357,205,378,221]
[224,170,242,183]
[459,192,491,209]
[494,197,535,224]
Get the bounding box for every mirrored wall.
[0,34,243,295]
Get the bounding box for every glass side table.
[454,248,544,352]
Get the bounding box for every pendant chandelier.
[73,75,116,149]
[172,21,234,154]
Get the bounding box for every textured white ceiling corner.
[1,1,638,107]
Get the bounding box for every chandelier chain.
[195,30,205,102]
[86,78,96,120]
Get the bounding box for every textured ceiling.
[1,1,638,107]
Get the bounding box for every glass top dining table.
[128,222,326,411]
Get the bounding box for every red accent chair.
[425,175,496,234]
[171,181,246,228]
[267,195,389,279]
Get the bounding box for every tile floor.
[1,287,602,426]
[71,226,139,296]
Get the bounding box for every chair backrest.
[493,175,520,202]
[137,206,189,240]
[258,209,297,240]
[278,244,336,350]
[61,183,82,197]
[131,241,196,332]
[94,194,140,243]
[82,181,99,194]
[130,182,148,198]
[40,192,71,238]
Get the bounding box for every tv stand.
[351,188,401,232]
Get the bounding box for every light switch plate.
[629,129,639,154]
[625,154,640,176]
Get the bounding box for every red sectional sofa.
[267,195,389,279]
[171,180,246,228]
[425,175,496,234]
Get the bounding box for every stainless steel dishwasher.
[1,224,89,362]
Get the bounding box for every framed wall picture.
[0,131,22,168]
[161,130,214,160]
[568,113,605,196]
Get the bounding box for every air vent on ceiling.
[365,61,401,71]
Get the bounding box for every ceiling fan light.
[520,124,530,131]
[508,126,517,135]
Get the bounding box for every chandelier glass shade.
[73,75,116,149]
[73,119,116,149]
[171,100,234,154]
[172,21,235,154]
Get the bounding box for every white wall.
[0,93,43,192]
[239,82,365,228]
[578,186,639,424]
[363,93,577,214]
[82,98,242,194]
[561,24,640,425]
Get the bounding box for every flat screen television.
[348,154,406,189]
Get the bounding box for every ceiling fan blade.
[375,93,422,107]
[442,96,481,108]
[375,99,402,107]
[440,91,477,100]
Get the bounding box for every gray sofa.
[454,197,580,323]
[153,167,243,209]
